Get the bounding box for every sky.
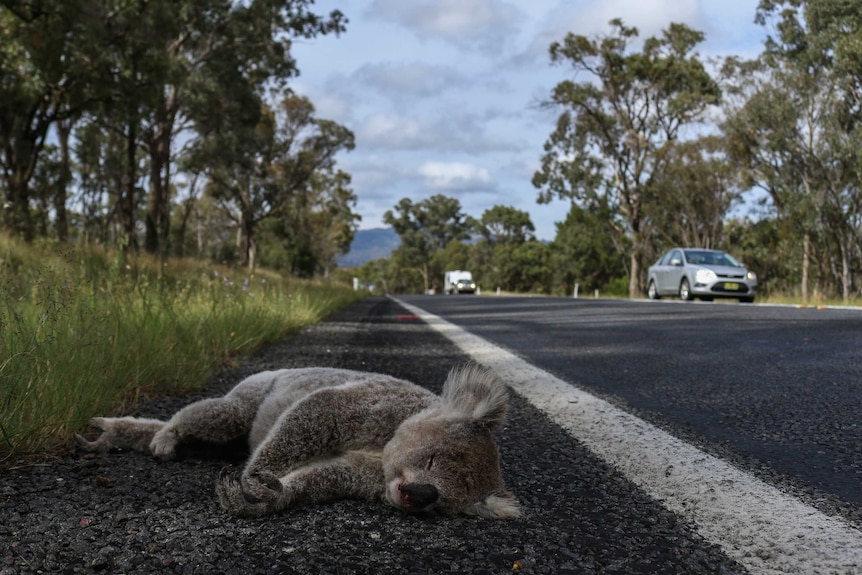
[290,0,772,242]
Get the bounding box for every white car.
[647,248,757,303]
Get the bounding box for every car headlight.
[746,271,757,281]
[695,268,716,284]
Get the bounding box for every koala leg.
[240,388,353,479]
[283,451,385,504]
[76,416,165,453]
[216,451,384,517]
[150,395,259,459]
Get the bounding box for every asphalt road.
[6,295,862,574]
[396,294,862,520]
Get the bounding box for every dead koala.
[77,364,520,519]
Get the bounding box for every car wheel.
[647,280,661,300]
[679,278,694,301]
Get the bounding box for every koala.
[76,364,520,519]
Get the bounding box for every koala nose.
[399,482,439,510]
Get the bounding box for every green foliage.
[383,195,471,293]
[473,205,535,244]
[534,19,721,297]
[0,236,361,459]
[722,0,862,302]
[551,201,627,294]
[0,0,353,267]
[724,217,790,296]
[649,136,743,251]
[199,93,357,272]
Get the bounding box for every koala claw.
[241,471,283,504]
[215,468,282,517]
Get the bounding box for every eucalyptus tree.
[0,1,107,240]
[261,161,359,277]
[533,19,721,297]
[203,94,355,271]
[73,120,132,244]
[551,197,626,295]
[721,57,825,301]
[723,0,862,301]
[469,205,535,292]
[473,205,535,244]
[650,136,742,250]
[778,0,862,301]
[383,194,471,293]
[103,0,343,254]
[132,0,347,254]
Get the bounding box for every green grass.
[0,237,363,461]
[757,293,861,307]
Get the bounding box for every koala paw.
[216,466,281,517]
[76,417,164,454]
[149,427,179,460]
[74,417,112,453]
[242,471,284,504]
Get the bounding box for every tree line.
[3,1,862,300]
[361,1,862,302]
[0,0,356,275]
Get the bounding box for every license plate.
[724,282,739,290]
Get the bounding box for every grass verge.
[0,238,363,461]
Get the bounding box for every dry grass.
[0,237,363,460]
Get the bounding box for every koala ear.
[467,490,521,519]
[441,364,509,429]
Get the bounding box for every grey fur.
[76,365,520,519]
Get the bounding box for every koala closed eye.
[425,455,435,471]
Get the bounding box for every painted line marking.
[392,297,862,575]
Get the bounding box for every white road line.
[392,297,862,575]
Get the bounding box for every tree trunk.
[6,172,34,241]
[801,232,810,304]
[840,236,851,304]
[144,100,174,255]
[122,115,139,250]
[238,179,256,271]
[145,152,161,254]
[238,214,256,271]
[628,251,640,298]
[55,117,74,242]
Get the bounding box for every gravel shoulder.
[0,296,746,575]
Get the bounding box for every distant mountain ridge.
[337,227,400,268]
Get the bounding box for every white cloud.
[289,79,357,125]
[359,113,427,150]
[419,162,495,192]
[290,0,769,241]
[367,0,524,54]
[355,62,466,99]
[521,0,702,64]
[356,111,519,154]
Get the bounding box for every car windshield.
[456,279,471,285]
[683,250,741,267]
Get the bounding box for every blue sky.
[291,0,772,241]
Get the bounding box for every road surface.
[2,295,860,574]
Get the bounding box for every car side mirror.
[670,258,682,266]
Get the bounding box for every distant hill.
[337,227,400,268]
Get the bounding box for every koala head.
[381,364,520,519]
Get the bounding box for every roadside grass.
[758,293,861,308]
[0,237,363,461]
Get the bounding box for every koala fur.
[76,364,520,519]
